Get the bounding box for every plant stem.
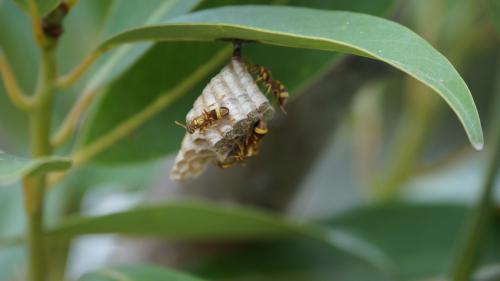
[51,90,95,148]
[27,0,45,47]
[49,187,84,281]
[0,49,36,111]
[23,48,57,281]
[57,49,102,89]
[449,80,500,281]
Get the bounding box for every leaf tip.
[473,141,484,151]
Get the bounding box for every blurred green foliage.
[0,0,499,281]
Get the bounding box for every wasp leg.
[174,120,187,129]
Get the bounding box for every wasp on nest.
[170,41,289,181]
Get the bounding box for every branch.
[27,0,46,47]
[25,46,58,281]
[51,90,96,148]
[57,49,102,89]
[0,50,36,111]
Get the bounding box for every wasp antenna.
[174,120,187,129]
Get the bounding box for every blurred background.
[1,0,500,280]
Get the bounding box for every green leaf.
[194,240,391,281]
[488,0,500,36]
[98,5,483,150]
[328,203,500,279]
[190,204,500,281]
[0,151,71,185]
[80,265,208,281]
[79,0,397,163]
[12,0,61,16]
[46,201,338,239]
[48,201,393,273]
[84,0,202,92]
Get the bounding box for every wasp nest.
[170,57,275,181]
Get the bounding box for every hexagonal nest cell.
[170,57,275,181]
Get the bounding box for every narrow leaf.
[49,201,326,239]
[80,265,208,281]
[79,0,397,163]
[49,201,393,273]
[99,5,483,149]
[0,151,71,185]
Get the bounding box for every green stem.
[23,48,57,281]
[449,123,500,280]
[49,186,85,281]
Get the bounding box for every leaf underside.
[81,0,397,163]
[49,201,392,273]
[99,5,483,150]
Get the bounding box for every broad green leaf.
[48,201,393,273]
[0,151,71,185]
[80,265,208,281]
[84,0,202,92]
[190,204,500,281]
[98,5,483,150]
[79,0,396,163]
[11,0,60,16]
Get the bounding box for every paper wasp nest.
[170,57,274,181]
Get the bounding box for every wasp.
[248,64,289,113]
[175,105,230,134]
[244,119,268,157]
[218,120,268,168]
